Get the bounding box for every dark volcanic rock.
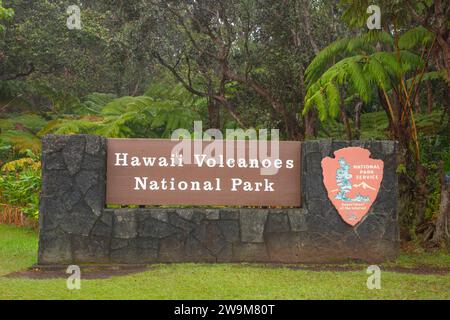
[239,209,268,243]
[62,135,86,175]
[265,212,290,233]
[38,229,72,264]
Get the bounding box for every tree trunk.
[354,101,363,139]
[304,110,317,138]
[414,90,421,113]
[415,163,429,226]
[287,114,304,141]
[406,0,449,85]
[432,164,450,245]
[298,0,319,55]
[378,90,395,137]
[435,34,450,86]
[340,103,352,140]
[427,81,433,113]
[447,95,450,142]
[224,68,302,139]
[207,98,221,129]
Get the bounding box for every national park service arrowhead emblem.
[321,147,384,226]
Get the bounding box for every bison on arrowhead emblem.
[321,147,384,226]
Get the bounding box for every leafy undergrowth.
[0,225,449,300]
[319,109,447,140]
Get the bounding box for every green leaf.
[326,82,340,118]
[399,26,434,50]
[347,58,370,103]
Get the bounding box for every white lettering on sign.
[106,139,301,207]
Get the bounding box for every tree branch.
[152,52,207,98]
[0,63,35,81]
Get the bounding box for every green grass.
[0,224,449,300]
[0,224,37,276]
[387,251,450,269]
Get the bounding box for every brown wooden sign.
[106,139,301,207]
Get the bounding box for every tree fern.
[399,26,434,50]
[302,28,431,122]
[0,130,41,154]
[305,31,393,86]
[346,58,371,102]
[0,114,47,134]
[326,82,341,118]
[398,50,423,72]
[39,118,102,136]
[74,93,117,115]
[304,90,328,121]
[305,37,351,86]
[405,70,446,87]
[38,81,203,139]
[305,55,371,118]
[365,57,389,89]
[371,52,403,76]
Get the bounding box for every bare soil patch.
[4,263,449,280]
[5,265,149,279]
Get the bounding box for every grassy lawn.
[0,224,449,300]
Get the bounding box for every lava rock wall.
[38,135,398,264]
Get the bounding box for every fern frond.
[405,70,446,87]
[399,50,423,72]
[0,114,47,134]
[0,130,41,154]
[346,31,393,52]
[304,90,321,114]
[76,92,117,115]
[305,31,393,87]
[305,38,351,86]
[371,52,402,77]
[303,90,328,121]
[314,91,327,122]
[399,26,434,50]
[365,57,389,89]
[100,96,137,116]
[346,58,370,103]
[326,82,340,118]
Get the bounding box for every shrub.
[0,150,41,219]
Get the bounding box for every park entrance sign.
[38,135,399,265]
[106,139,301,207]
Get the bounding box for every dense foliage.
[0,151,40,218]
